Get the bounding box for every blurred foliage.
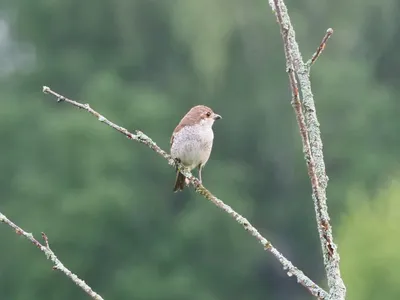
[339,182,400,299]
[0,0,399,299]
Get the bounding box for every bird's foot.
[174,158,182,170]
[185,178,190,186]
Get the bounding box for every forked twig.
[271,0,345,299]
[0,212,104,300]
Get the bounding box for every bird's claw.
[185,178,191,186]
[174,158,181,170]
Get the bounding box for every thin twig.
[41,232,50,248]
[271,1,345,299]
[307,28,334,67]
[0,212,104,300]
[42,86,329,299]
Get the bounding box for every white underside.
[171,123,214,170]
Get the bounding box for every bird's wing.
[170,123,184,146]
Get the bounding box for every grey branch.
[271,0,346,299]
[0,212,104,300]
[41,86,329,299]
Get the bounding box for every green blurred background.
[1,0,400,299]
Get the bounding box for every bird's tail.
[173,171,186,192]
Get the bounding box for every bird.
[170,105,222,192]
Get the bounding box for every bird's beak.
[213,113,222,120]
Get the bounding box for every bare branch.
[0,212,104,300]
[42,86,175,166]
[271,1,345,299]
[42,86,329,299]
[307,28,334,67]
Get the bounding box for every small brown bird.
[170,105,222,192]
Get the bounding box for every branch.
[0,212,104,300]
[307,28,334,67]
[42,86,329,299]
[271,1,346,299]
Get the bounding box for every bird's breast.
[170,124,214,169]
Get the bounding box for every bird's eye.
[206,111,211,117]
